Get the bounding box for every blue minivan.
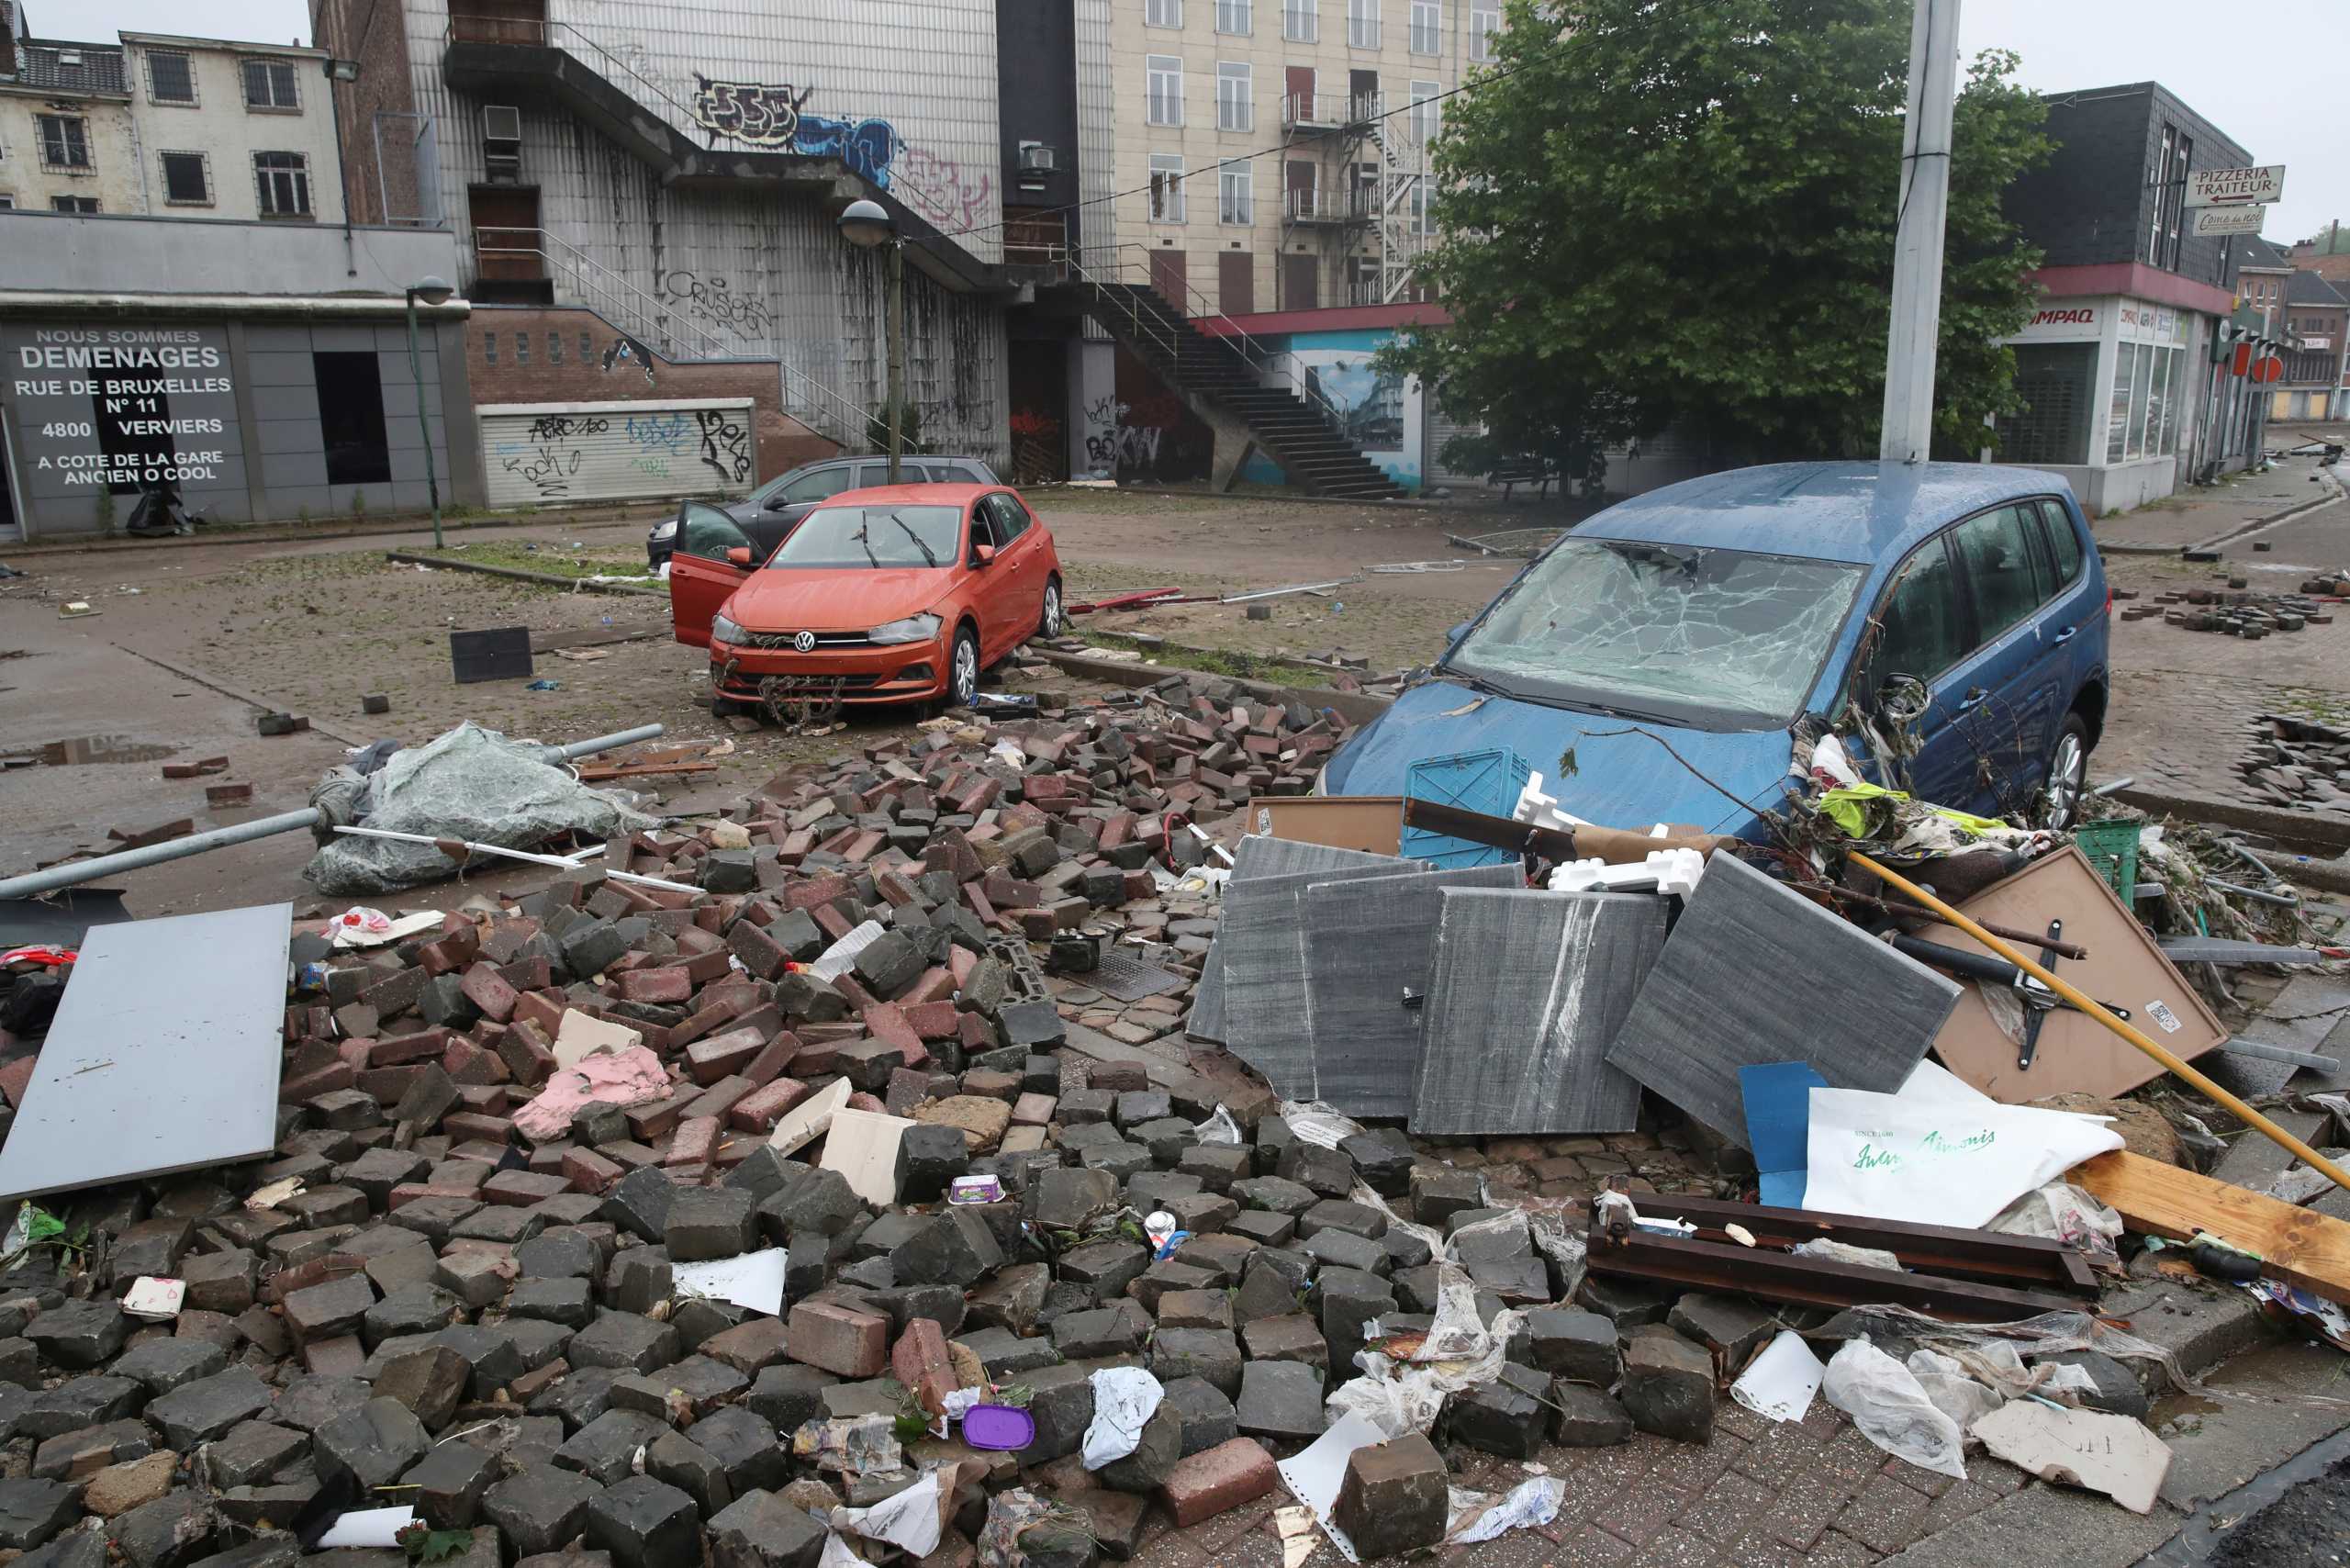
[1321,463,2110,835]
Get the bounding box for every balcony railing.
[1285,186,1371,222]
[1281,91,1382,129]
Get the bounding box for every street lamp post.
[836,198,904,483]
[404,276,454,548]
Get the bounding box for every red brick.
[459,963,519,1024]
[741,1031,801,1087]
[618,967,692,1005]
[729,1076,810,1132]
[0,1056,39,1111]
[356,1066,423,1103]
[280,1063,355,1103]
[811,903,855,942]
[1007,908,1058,941]
[417,930,481,978]
[442,1036,509,1087]
[513,991,566,1037]
[789,1301,890,1377]
[483,1170,569,1207]
[561,1146,621,1193]
[665,1115,720,1169]
[388,1182,482,1209]
[371,1028,452,1066]
[442,1112,512,1145]
[686,1026,766,1086]
[845,1091,887,1114]
[862,1003,923,1058]
[901,1002,962,1040]
[496,1024,557,1088]
[497,957,556,993]
[891,1318,956,1414]
[901,968,957,1007]
[782,873,853,913]
[1161,1438,1278,1527]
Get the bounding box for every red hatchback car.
[668,483,1065,713]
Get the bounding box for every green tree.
[1382,0,2051,482]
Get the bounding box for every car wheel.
[948,625,980,709]
[2040,713,2091,831]
[1038,577,1064,640]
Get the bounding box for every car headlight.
[711,613,745,644]
[867,613,942,645]
[651,518,678,541]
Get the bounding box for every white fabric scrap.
[1080,1368,1164,1470]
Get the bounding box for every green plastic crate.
[2074,821,2141,902]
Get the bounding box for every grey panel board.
[1410,889,1667,1136]
[0,903,291,1199]
[1186,835,1412,1044]
[1302,864,1528,1117]
[1224,863,1434,1099]
[1090,947,1187,1003]
[1603,854,1963,1147]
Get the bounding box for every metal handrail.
[1285,186,1371,222]
[470,227,889,449]
[1044,243,1344,427]
[1281,92,1385,131]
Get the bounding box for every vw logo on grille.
[792,630,817,653]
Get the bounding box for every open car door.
[670,499,755,648]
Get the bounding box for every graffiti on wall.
[1081,390,1192,476]
[658,270,774,340]
[622,410,689,480]
[600,334,657,386]
[893,142,993,234]
[694,407,752,487]
[794,114,900,186]
[501,444,583,498]
[688,75,814,148]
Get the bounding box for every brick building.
[2274,268,2347,423]
[2289,221,2350,288]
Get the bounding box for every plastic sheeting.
[1822,1339,1967,1479]
[303,722,658,895]
[1080,1368,1163,1470]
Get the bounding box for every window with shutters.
[159,151,211,205]
[242,58,300,110]
[147,50,196,105]
[254,151,312,217]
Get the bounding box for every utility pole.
[1879,0,1963,464]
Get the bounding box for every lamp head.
[836,198,895,250]
[408,275,454,307]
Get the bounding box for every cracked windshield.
[766,505,963,569]
[1446,541,1866,728]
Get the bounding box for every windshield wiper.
[887,512,939,568]
[849,521,879,570]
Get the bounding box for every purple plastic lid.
[961,1405,1036,1450]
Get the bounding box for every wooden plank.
[1628,1193,2100,1296]
[576,762,721,782]
[2076,1148,2350,1305]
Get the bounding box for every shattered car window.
[1445,540,1864,728]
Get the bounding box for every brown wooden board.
[1584,1226,2087,1322]
[1246,795,1404,857]
[1625,1193,2099,1296]
[1917,846,2227,1103]
[2076,1148,2350,1305]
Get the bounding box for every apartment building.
[1111,0,1497,318]
[118,35,345,224]
[0,5,140,215]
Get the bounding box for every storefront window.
[2127,343,2153,459]
[2108,342,2137,464]
[1998,343,2097,465]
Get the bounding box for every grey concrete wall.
[0,210,460,299]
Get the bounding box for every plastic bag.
[1526,1207,1590,1301]
[1904,1350,2003,1434]
[1280,1100,1366,1150]
[1443,1477,1566,1544]
[1793,1238,1904,1272]
[1194,1105,1243,1145]
[1986,1183,2123,1260]
[1080,1368,1163,1469]
[1822,1339,1966,1479]
[829,1468,943,1555]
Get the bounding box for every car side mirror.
[1445,621,1472,648]
[764,497,792,511]
[724,547,753,568]
[972,543,998,566]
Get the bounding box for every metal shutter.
[479,398,757,509]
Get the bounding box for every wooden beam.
[2075,1149,2350,1306]
[1626,1193,2099,1297]
[1585,1226,2087,1322]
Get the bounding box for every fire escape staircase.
[1055,263,1404,499]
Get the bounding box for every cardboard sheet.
[1916,846,2229,1103]
[673,1248,788,1316]
[0,902,290,1200]
[768,1077,854,1157]
[819,1107,916,1205]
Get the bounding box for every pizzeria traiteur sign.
[2186,164,2286,209]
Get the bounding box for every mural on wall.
[1266,332,1424,490]
[892,142,993,234]
[600,334,657,385]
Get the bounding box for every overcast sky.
[34,0,2339,247]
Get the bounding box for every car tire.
[711,692,751,722]
[1038,577,1064,640]
[948,624,980,710]
[2039,712,2092,831]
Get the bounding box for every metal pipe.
[2222,1038,2343,1074]
[0,724,666,901]
[1851,852,2350,1194]
[330,825,699,893]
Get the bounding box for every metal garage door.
[480,398,757,509]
